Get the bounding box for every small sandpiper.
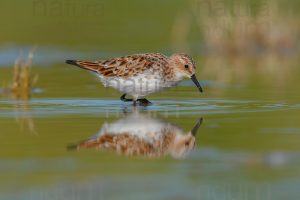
[66,53,203,105]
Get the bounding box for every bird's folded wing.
[73,54,158,79]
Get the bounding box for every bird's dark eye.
[184,65,189,69]
[185,141,189,146]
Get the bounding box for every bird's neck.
[164,63,185,83]
[165,70,186,86]
[173,70,187,81]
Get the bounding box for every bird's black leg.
[120,94,151,106]
[120,94,137,106]
[120,93,133,102]
[137,98,152,106]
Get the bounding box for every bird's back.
[66,53,169,79]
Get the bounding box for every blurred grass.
[172,0,300,86]
[0,49,38,133]
[2,48,38,100]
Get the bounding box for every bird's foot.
[120,94,151,106]
[120,94,132,102]
[137,98,152,106]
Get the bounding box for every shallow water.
[0,98,299,117]
[1,85,300,199]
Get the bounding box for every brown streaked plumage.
[67,53,168,79]
[66,53,203,105]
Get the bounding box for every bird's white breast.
[96,70,178,97]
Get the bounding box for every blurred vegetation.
[2,48,38,100]
[1,48,38,134]
[172,0,300,86]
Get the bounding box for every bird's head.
[170,53,203,93]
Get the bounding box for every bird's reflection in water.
[68,111,203,159]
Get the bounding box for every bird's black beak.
[191,74,203,93]
[191,118,203,136]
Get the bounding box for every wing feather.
[66,53,168,78]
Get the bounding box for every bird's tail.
[65,60,100,72]
[67,138,101,151]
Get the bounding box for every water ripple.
[0,99,298,118]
